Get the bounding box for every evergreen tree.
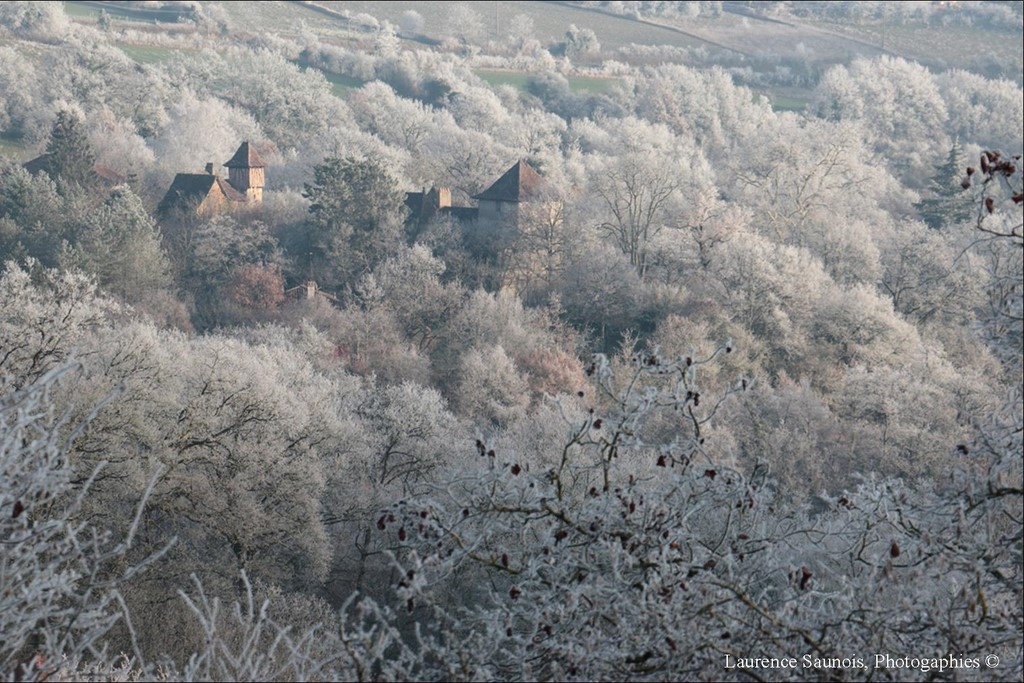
[295,157,405,289]
[43,111,96,191]
[62,185,171,303]
[916,140,973,229]
[0,164,75,266]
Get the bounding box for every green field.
[0,135,30,162]
[322,70,364,97]
[766,94,808,113]
[565,73,620,94]
[475,69,619,95]
[62,2,101,19]
[117,44,181,65]
[295,61,366,98]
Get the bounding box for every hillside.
[0,1,1021,680]
[53,0,1023,112]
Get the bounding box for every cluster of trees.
[3,251,1020,679]
[580,1,724,20]
[1,2,1021,679]
[581,0,1021,31]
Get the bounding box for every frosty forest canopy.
[0,1,1021,681]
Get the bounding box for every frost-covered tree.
[564,24,600,59]
[0,365,161,680]
[581,117,714,280]
[879,218,979,325]
[0,47,42,139]
[813,57,949,179]
[375,347,1021,682]
[357,245,464,353]
[399,9,425,36]
[0,165,69,265]
[61,185,172,304]
[453,345,530,426]
[632,64,773,152]
[146,86,257,176]
[0,261,113,391]
[0,1,69,40]
[559,238,642,348]
[447,4,486,47]
[936,69,1023,155]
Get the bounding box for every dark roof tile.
[473,160,546,203]
[23,154,126,186]
[224,141,266,169]
[158,173,246,214]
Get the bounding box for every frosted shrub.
[0,365,162,679]
[376,347,1022,681]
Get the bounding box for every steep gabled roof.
[473,160,547,203]
[223,141,266,169]
[405,191,426,215]
[23,154,127,186]
[158,173,246,214]
[22,155,51,176]
[214,176,247,201]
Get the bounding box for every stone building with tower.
[223,142,265,203]
[406,160,565,295]
[158,141,266,216]
[473,159,555,227]
[405,160,559,233]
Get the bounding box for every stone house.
[158,142,265,217]
[406,159,560,233]
[473,159,557,228]
[407,160,565,294]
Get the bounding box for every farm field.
[295,60,366,97]
[59,1,1022,86]
[802,19,1023,78]
[65,1,192,23]
[651,10,885,62]
[116,43,181,64]
[0,134,30,161]
[39,1,1018,121]
[317,0,715,52]
[474,68,619,94]
[58,0,1023,79]
[218,1,365,39]
[764,91,809,112]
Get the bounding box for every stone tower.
[473,159,551,229]
[223,141,266,203]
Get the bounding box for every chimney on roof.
[205,162,215,175]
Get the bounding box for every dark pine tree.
[916,140,973,229]
[43,111,96,192]
[291,157,405,289]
